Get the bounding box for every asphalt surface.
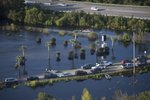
[37,0,150,20]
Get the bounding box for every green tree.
[87,32,98,41]
[82,88,92,100]
[8,10,21,22]
[0,0,24,19]
[15,55,26,78]
[24,7,45,25]
[122,33,131,42]
[37,92,55,100]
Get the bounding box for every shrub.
[59,30,67,36]
[87,32,98,41]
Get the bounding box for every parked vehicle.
[27,76,39,81]
[57,3,68,6]
[100,61,112,66]
[5,77,18,87]
[91,67,102,74]
[81,64,95,69]
[75,71,87,76]
[44,73,58,79]
[121,63,133,69]
[92,65,106,70]
[120,59,132,64]
[91,6,100,11]
[136,56,147,66]
[57,72,73,77]
[5,77,18,83]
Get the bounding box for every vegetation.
[70,0,150,6]
[56,51,61,62]
[88,32,98,41]
[80,48,86,60]
[35,88,150,100]
[36,37,41,44]
[64,40,68,47]
[90,43,96,55]
[1,23,19,32]
[82,88,92,100]
[1,2,150,36]
[24,7,45,26]
[59,30,67,36]
[50,37,56,46]
[112,90,150,100]
[37,92,55,100]
[0,0,25,22]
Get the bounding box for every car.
[136,56,147,66]
[100,61,112,66]
[75,71,87,76]
[57,72,73,77]
[91,6,100,11]
[91,67,102,74]
[57,3,68,6]
[5,77,18,87]
[120,59,132,64]
[81,64,95,69]
[5,77,18,83]
[91,65,106,70]
[121,63,133,69]
[27,76,39,81]
[44,73,58,79]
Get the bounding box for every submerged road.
[38,0,150,20]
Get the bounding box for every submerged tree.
[50,37,56,46]
[80,48,86,60]
[68,50,75,68]
[56,51,61,62]
[90,43,96,55]
[15,55,26,78]
[36,36,41,44]
[64,40,68,47]
[15,45,27,77]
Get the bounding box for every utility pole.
[20,45,26,57]
[133,32,136,75]
[46,42,51,70]
[132,32,136,100]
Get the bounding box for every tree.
[8,10,20,22]
[87,32,98,41]
[68,50,75,68]
[90,43,95,55]
[15,55,26,78]
[37,92,55,100]
[56,51,61,62]
[82,88,92,100]
[122,33,131,42]
[80,48,86,60]
[0,0,24,19]
[24,7,45,25]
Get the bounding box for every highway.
[37,0,150,20]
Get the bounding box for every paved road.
[37,0,150,20]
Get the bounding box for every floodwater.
[0,28,150,100]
